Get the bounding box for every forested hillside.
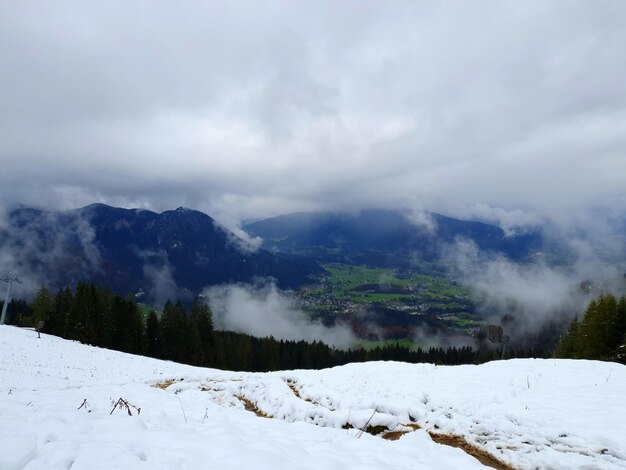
[3,283,546,372]
[0,204,321,300]
[245,209,544,270]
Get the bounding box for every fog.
[205,282,356,348]
[442,235,626,344]
[0,208,102,298]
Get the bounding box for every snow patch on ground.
[1,325,625,469]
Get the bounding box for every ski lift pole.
[1,272,22,325]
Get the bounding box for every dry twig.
[356,409,377,439]
[110,398,141,416]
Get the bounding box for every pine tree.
[189,299,214,366]
[46,287,73,337]
[144,310,164,358]
[160,300,191,363]
[578,294,617,359]
[31,286,53,327]
[65,282,90,343]
[556,293,626,362]
[555,317,579,358]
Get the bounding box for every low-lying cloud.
[205,281,356,348]
[442,236,626,345]
[138,250,180,308]
[0,206,103,298]
[405,209,438,234]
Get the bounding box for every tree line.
[3,282,548,371]
[556,293,626,363]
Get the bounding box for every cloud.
[441,236,626,344]
[141,256,179,308]
[0,1,624,223]
[0,207,103,297]
[412,328,477,350]
[447,239,575,314]
[404,210,437,234]
[211,213,263,253]
[205,281,356,347]
[463,204,542,236]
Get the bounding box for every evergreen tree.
[86,283,106,346]
[578,294,617,359]
[31,286,53,327]
[556,293,626,363]
[65,282,91,343]
[46,287,73,337]
[555,317,579,358]
[212,334,228,369]
[144,310,164,358]
[107,295,143,354]
[2,299,33,326]
[189,299,214,366]
[160,300,191,363]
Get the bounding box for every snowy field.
[1,326,625,469]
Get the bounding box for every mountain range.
[0,204,319,301]
[0,204,545,302]
[245,209,543,271]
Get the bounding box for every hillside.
[244,209,544,270]
[0,204,321,300]
[1,325,624,469]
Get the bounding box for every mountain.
[0,204,321,301]
[244,209,543,270]
[0,204,546,302]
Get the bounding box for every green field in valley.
[298,264,482,336]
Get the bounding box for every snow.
[1,326,625,469]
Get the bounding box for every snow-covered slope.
[1,326,625,469]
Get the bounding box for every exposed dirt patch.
[382,430,411,441]
[212,386,513,470]
[285,381,302,399]
[382,423,421,441]
[365,424,390,436]
[235,395,271,418]
[152,379,177,389]
[284,379,313,403]
[428,432,516,470]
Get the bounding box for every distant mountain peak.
[0,204,321,303]
[244,208,544,269]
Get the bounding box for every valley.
[289,263,481,346]
[0,204,550,350]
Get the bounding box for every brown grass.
[382,423,421,441]
[235,395,271,418]
[152,379,177,389]
[381,423,515,470]
[286,381,303,399]
[428,432,516,470]
[382,430,411,441]
[285,380,313,403]
[210,385,516,470]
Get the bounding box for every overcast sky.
[1,1,625,228]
